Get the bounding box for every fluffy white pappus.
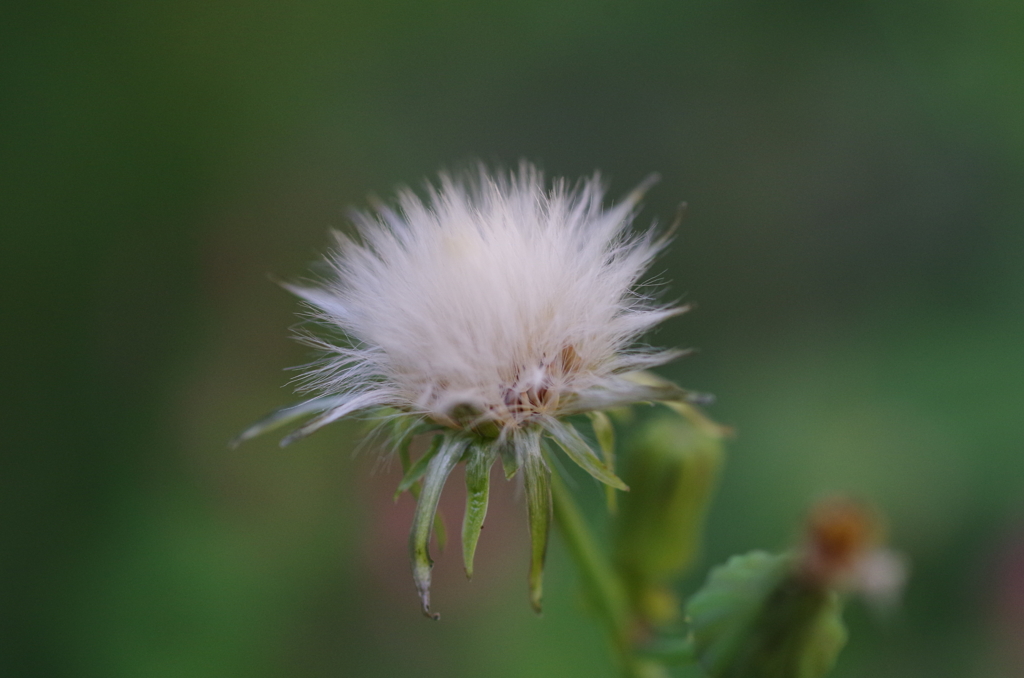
[283,163,686,439]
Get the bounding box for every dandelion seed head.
[235,162,706,617]
[286,163,682,433]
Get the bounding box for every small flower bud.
[684,498,906,678]
[614,414,724,625]
[799,497,907,610]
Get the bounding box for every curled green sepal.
[587,411,618,512]
[389,416,443,463]
[395,434,443,499]
[685,551,848,678]
[541,416,628,491]
[462,445,495,579]
[522,431,551,614]
[410,435,469,619]
[395,432,448,550]
[394,422,419,499]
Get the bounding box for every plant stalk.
[549,469,668,678]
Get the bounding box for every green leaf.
[587,411,618,513]
[409,435,468,619]
[396,434,443,498]
[542,417,628,491]
[462,444,495,579]
[522,432,551,614]
[685,551,848,678]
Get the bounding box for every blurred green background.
[3,1,1023,676]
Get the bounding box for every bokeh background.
[4,1,1024,676]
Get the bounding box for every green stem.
[549,470,667,678]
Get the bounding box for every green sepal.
[623,370,732,439]
[395,434,443,499]
[229,394,351,448]
[500,443,520,479]
[432,512,448,554]
[661,399,732,439]
[389,415,442,463]
[277,391,386,447]
[685,551,848,678]
[393,427,447,546]
[462,444,495,579]
[395,424,416,477]
[409,435,468,619]
[542,417,628,491]
[587,411,618,513]
[522,432,551,614]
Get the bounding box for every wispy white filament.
[286,163,683,434]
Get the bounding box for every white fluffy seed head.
[287,163,684,433]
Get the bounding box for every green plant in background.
[236,164,904,676]
[615,404,725,628]
[601,416,904,677]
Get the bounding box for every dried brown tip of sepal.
[409,435,468,621]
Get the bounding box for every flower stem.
[549,469,668,678]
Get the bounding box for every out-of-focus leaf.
[685,551,848,678]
